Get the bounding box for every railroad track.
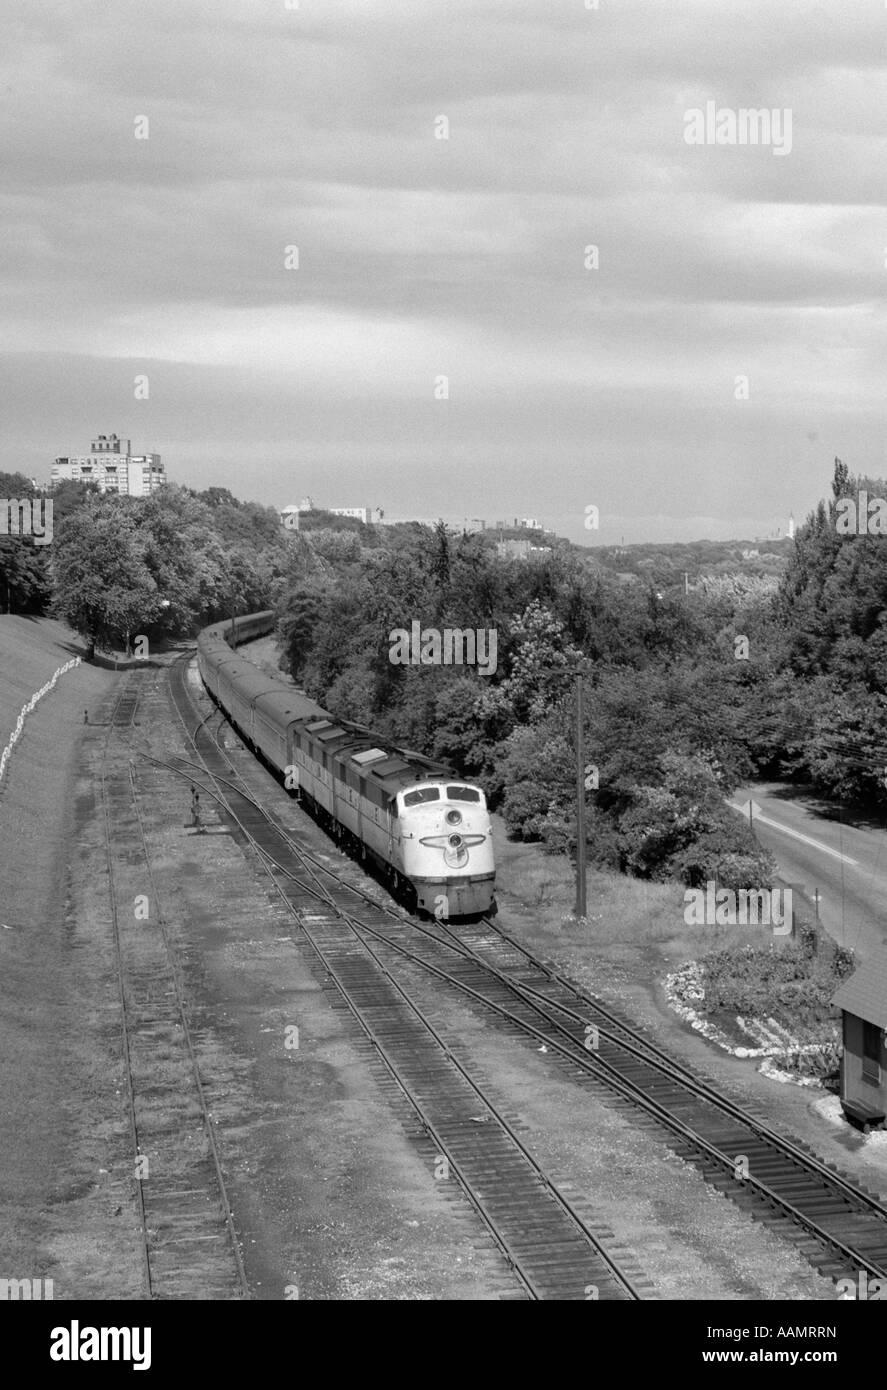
[161,654,649,1300]
[161,648,887,1295]
[452,918,887,1281]
[97,666,248,1300]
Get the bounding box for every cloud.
[2,0,885,540]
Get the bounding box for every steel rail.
[144,723,887,1260]
[98,672,156,1297]
[166,655,642,1300]
[163,648,887,1284]
[125,760,250,1298]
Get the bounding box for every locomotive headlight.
[448,833,463,849]
[446,809,462,826]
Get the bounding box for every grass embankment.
[0,615,83,733]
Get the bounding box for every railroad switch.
[187,785,206,834]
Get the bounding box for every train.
[196,611,496,917]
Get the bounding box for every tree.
[0,534,51,614]
[277,587,326,681]
[431,675,506,773]
[832,456,850,500]
[491,600,582,726]
[431,519,450,616]
[52,501,161,656]
[306,529,362,564]
[496,720,573,842]
[0,472,52,614]
[134,486,227,636]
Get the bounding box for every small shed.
[833,950,887,1132]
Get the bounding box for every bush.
[613,751,766,885]
[701,927,855,1032]
[669,839,776,891]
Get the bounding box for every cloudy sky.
[3,0,886,543]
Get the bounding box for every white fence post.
[0,657,82,789]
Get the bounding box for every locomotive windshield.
[404,786,441,806]
[446,786,481,802]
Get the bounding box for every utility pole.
[574,668,587,920]
[684,571,689,596]
[229,582,240,646]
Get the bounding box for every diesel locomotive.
[196,611,496,917]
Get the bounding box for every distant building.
[490,517,544,534]
[788,512,795,539]
[279,499,383,528]
[52,433,165,496]
[332,506,384,524]
[496,539,552,561]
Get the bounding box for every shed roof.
[833,948,887,1029]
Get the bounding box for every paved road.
[729,783,887,960]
